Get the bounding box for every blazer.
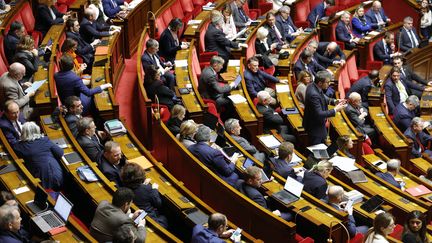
[344,103,372,135]
[404,127,432,158]
[399,27,420,52]
[158,28,181,63]
[76,135,104,162]
[365,8,388,29]
[204,23,239,60]
[256,104,284,132]
[66,31,95,65]
[336,21,353,44]
[236,180,268,209]
[293,59,325,80]
[90,200,146,243]
[0,113,25,145]
[314,42,346,68]
[102,0,124,18]
[12,50,38,83]
[0,72,32,118]
[144,80,175,109]
[0,228,31,243]
[269,157,301,181]
[307,2,325,27]
[254,38,276,68]
[64,113,81,137]
[35,4,64,36]
[351,16,372,37]
[373,40,393,64]
[4,32,19,64]
[400,65,428,86]
[375,172,401,189]
[303,171,328,199]
[166,117,181,136]
[384,79,410,114]
[230,2,250,28]
[244,68,279,98]
[191,225,224,243]
[198,66,231,101]
[329,203,357,238]
[264,23,286,46]
[347,76,374,107]
[141,51,166,70]
[79,17,110,44]
[188,142,239,186]
[97,154,125,187]
[14,137,64,189]
[393,103,416,132]
[231,134,259,155]
[303,83,336,142]
[276,14,297,43]
[129,184,168,228]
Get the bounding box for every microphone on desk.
[327,220,350,243]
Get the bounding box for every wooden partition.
[405,43,432,83]
[382,0,420,27]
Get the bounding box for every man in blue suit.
[80,8,120,44]
[393,95,419,132]
[373,32,401,65]
[336,12,360,50]
[191,213,236,243]
[303,71,347,145]
[399,16,420,52]
[314,41,346,68]
[384,67,410,114]
[0,101,25,145]
[66,18,98,66]
[365,0,390,29]
[307,0,334,28]
[4,21,26,65]
[347,70,379,108]
[0,205,32,243]
[188,125,240,187]
[102,0,128,18]
[375,159,404,189]
[97,141,126,187]
[404,117,432,158]
[276,6,303,43]
[293,49,326,80]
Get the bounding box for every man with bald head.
[0,63,34,119]
[0,101,26,145]
[314,41,346,68]
[345,92,377,140]
[80,7,120,44]
[191,212,237,242]
[365,0,390,29]
[347,70,380,108]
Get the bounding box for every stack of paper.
[306,143,328,152]
[188,20,202,25]
[276,84,290,93]
[174,60,188,67]
[24,79,46,94]
[329,156,358,172]
[228,60,240,67]
[259,135,281,149]
[228,94,246,104]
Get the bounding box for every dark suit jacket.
[345,103,373,135]
[158,28,181,63]
[144,80,175,109]
[166,117,181,136]
[35,4,64,36]
[79,17,110,44]
[12,50,38,83]
[204,23,239,60]
[244,68,279,98]
[375,172,401,189]
[77,135,104,162]
[365,8,388,29]
[315,42,346,68]
[256,104,284,133]
[336,21,353,44]
[293,59,325,80]
[400,65,428,86]
[191,225,224,243]
[188,142,239,186]
[236,180,268,209]
[399,27,420,52]
[0,113,25,145]
[0,228,31,243]
[303,83,336,142]
[65,114,80,137]
[264,23,286,46]
[269,157,300,181]
[384,79,410,114]
[230,2,250,28]
[4,33,19,64]
[66,31,95,65]
[90,200,146,243]
[329,203,357,238]
[231,134,258,155]
[404,127,432,158]
[347,76,373,107]
[141,51,166,70]
[393,103,416,132]
[97,154,125,187]
[102,0,124,18]
[254,38,276,68]
[198,66,231,101]
[276,14,297,43]
[307,2,325,27]
[373,40,392,64]
[303,171,328,199]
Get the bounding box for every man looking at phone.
[191,212,238,243]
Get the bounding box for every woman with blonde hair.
[365,212,395,243]
[302,160,333,199]
[12,35,39,83]
[166,104,186,135]
[352,6,372,37]
[294,70,312,108]
[337,135,354,159]
[178,120,198,148]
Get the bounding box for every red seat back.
[191,45,201,86]
[247,34,257,59]
[0,54,8,75]
[20,2,35,32]
[389,224,404,240]
[170,1,185,20]
[309,0,322,9]
[199,21,210,54]
[161,9,174,30]
[0,36,7,67]
[369,37,383,62]
[180,0,194,13]
[155,17,166,39]
[346,56,359,81]
[294,0,310,22]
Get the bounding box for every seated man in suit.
[256,91,296,143]
[97,141,126,187]
[404,117,432,158]
[314,41,346,68]
[191,213,238,242]
[345,92,377,141]
[327,186,369,238]
[293,49,326,80]
[347,70,380,108]
[365,0,391,29]
[384,67,410,115]
[264,12,289,48]
[66,18,99,67]
[225,118,266,162]
[399,16,420,52]
[269,142,305,181]
[393,56,432,97]
[0,101,26,145]
[244,56,287,102]
[229,0,251,28]
[373,32,401,65]
[188,125,240,186]
[64,96,83,137]
[236,166,292,221]
[336,12,360,50]
[205,15,247,72]
[375,159,405,189]
[393,95,419,132]
[4,21,26,65]
[0,63,34,120]
[90,187,146,242]
[0,205,32,243]
[76,117,106,162]
[276,6,303,43]
[141,38,176,90]
[80,7,120,44]
[307,0,334,28]
[102,0,128,19]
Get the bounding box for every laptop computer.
[310,143,338,159]
[271,177,304,205]
[31,193,73,233]
[360,195,384,213]
[26,185,48,214]
[347,170,368,184]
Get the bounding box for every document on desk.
[306,143,328,152]
[329,156,358,172]
[259,135,281,149]
[188,20,202,25]
[127,0,142,10]
[291,153,302,164]
[24,79,46,94]
[174,60,188,67]
[276,84,290,93]
[129,156,153,170]
[368,31,380,36]
[228,94,246,104]
[228,59,240,67]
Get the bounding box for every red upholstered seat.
[258,0,273,14]
[0,36,7,67]
[198,21,218,65]
[20,2,42,45]
[294,0,310,28]
[155,17,166,39]
[170,1,185,20]
[367,37,384,70]
[389,224,404,240]
[153,104,170,122]
[295,233,314,242]
[0,52,8,75]
[309,0,322,9]
[349,233,364,243]
[162,9,174,30]
[180,0,194,14]
[247,34,257,59]
[192,0,207,7]
[243,3,260,20]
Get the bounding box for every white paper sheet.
[228,94,246,104]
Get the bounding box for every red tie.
[416,134,425,152]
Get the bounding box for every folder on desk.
[62,152,82,165]
[406,185,432,197]
[95,46,109,55]
[128,156,153,170]
[24,79,46,94]
[258,135,281,149]
[50,138,68,149]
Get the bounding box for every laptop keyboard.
[273,190,297,204]
[41,214,62,228]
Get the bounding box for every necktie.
[395,81,408,103]
[407,30,418,48]
[416,134,425,152]
[110,0,117,8]
[273,26,282,43]
[152,54,157,64]
[238,8,247,22]
[15,121,21,133]
[375,12,383,24]
[400,68,406,80]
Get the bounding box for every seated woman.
[54,55,111,115]
[294,70,312,109]
[158,18,188,64]
[420,1,432,40]
[402,210,427,243]
[178,120,198,148]
[35,0,69,37]
[144,65,178,110]
[61,38,89,78]
[12,35,39,84]
[364,212,395,243]
[120,162,168,228]
[337,135,355,159]
[221,4,237,40]
[255,27,279,68]
[303,160,333,200]
[352,6,372,38]
[14,122,64,190]
[166,104,186,136]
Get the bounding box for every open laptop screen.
[54,193,73,222]
[284,177,304,197]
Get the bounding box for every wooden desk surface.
[369,107,407,148]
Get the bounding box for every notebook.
[271,177,303,205]
[31,193,73,233]
[405,185,432,197]
[231,75,242,89]
[26,185,48,214]
[50,138,68,149]
[185,208,209,225]
[360,195,384,213]
[62,152,82,165]
[347,170,368,184]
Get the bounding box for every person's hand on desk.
[272,210,281,217]
[270,43,278,51]
[220,229,235,239]
[229,81,237,89]
[180,43,188,49]
[120,4,128,10]
[152,183,159,190]
[238,43,248,48]
[90,39,101,48]
[109,29,120,35]
[100,83,112,90]
[425,87,432,92]
[4,5,10,12]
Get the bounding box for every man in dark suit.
[102,0,128,19]
[0,101,26,145]
[76,117,105,162]
[336,12,360,50]
[307,0,334,28]
[373,32,401,65]
[404,117,432,158]
[384,67,410,114]
[188,125,240,187]
[347,70,379,108]
[399,16,420,52]
[4,21,26,65]
[314,42,346,68]
[141,38,176,90]
[80,7,120,44]
[229,0,251,28]
[393,56,432,97]
[35,4,68,37]
[375,159,404,189]
[0,205,32,243]
[345,92,377,141]
[303,71,347,145]
[90,187,146,242]
[97,141,125,187]
[64,96,83,137]
[264,12,288,48]
[393,95,419,132]
[256,91,296,143]
[191,213,237,242]
[365,0,390,29]
[236,166,291,221]
[66,18,98,66]
[276,6,302,43]
[293,49,326,80]
[158,18,188,63]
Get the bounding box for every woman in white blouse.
[364,212,395,243]
[221,4,237,40]
[420,0,432,39]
